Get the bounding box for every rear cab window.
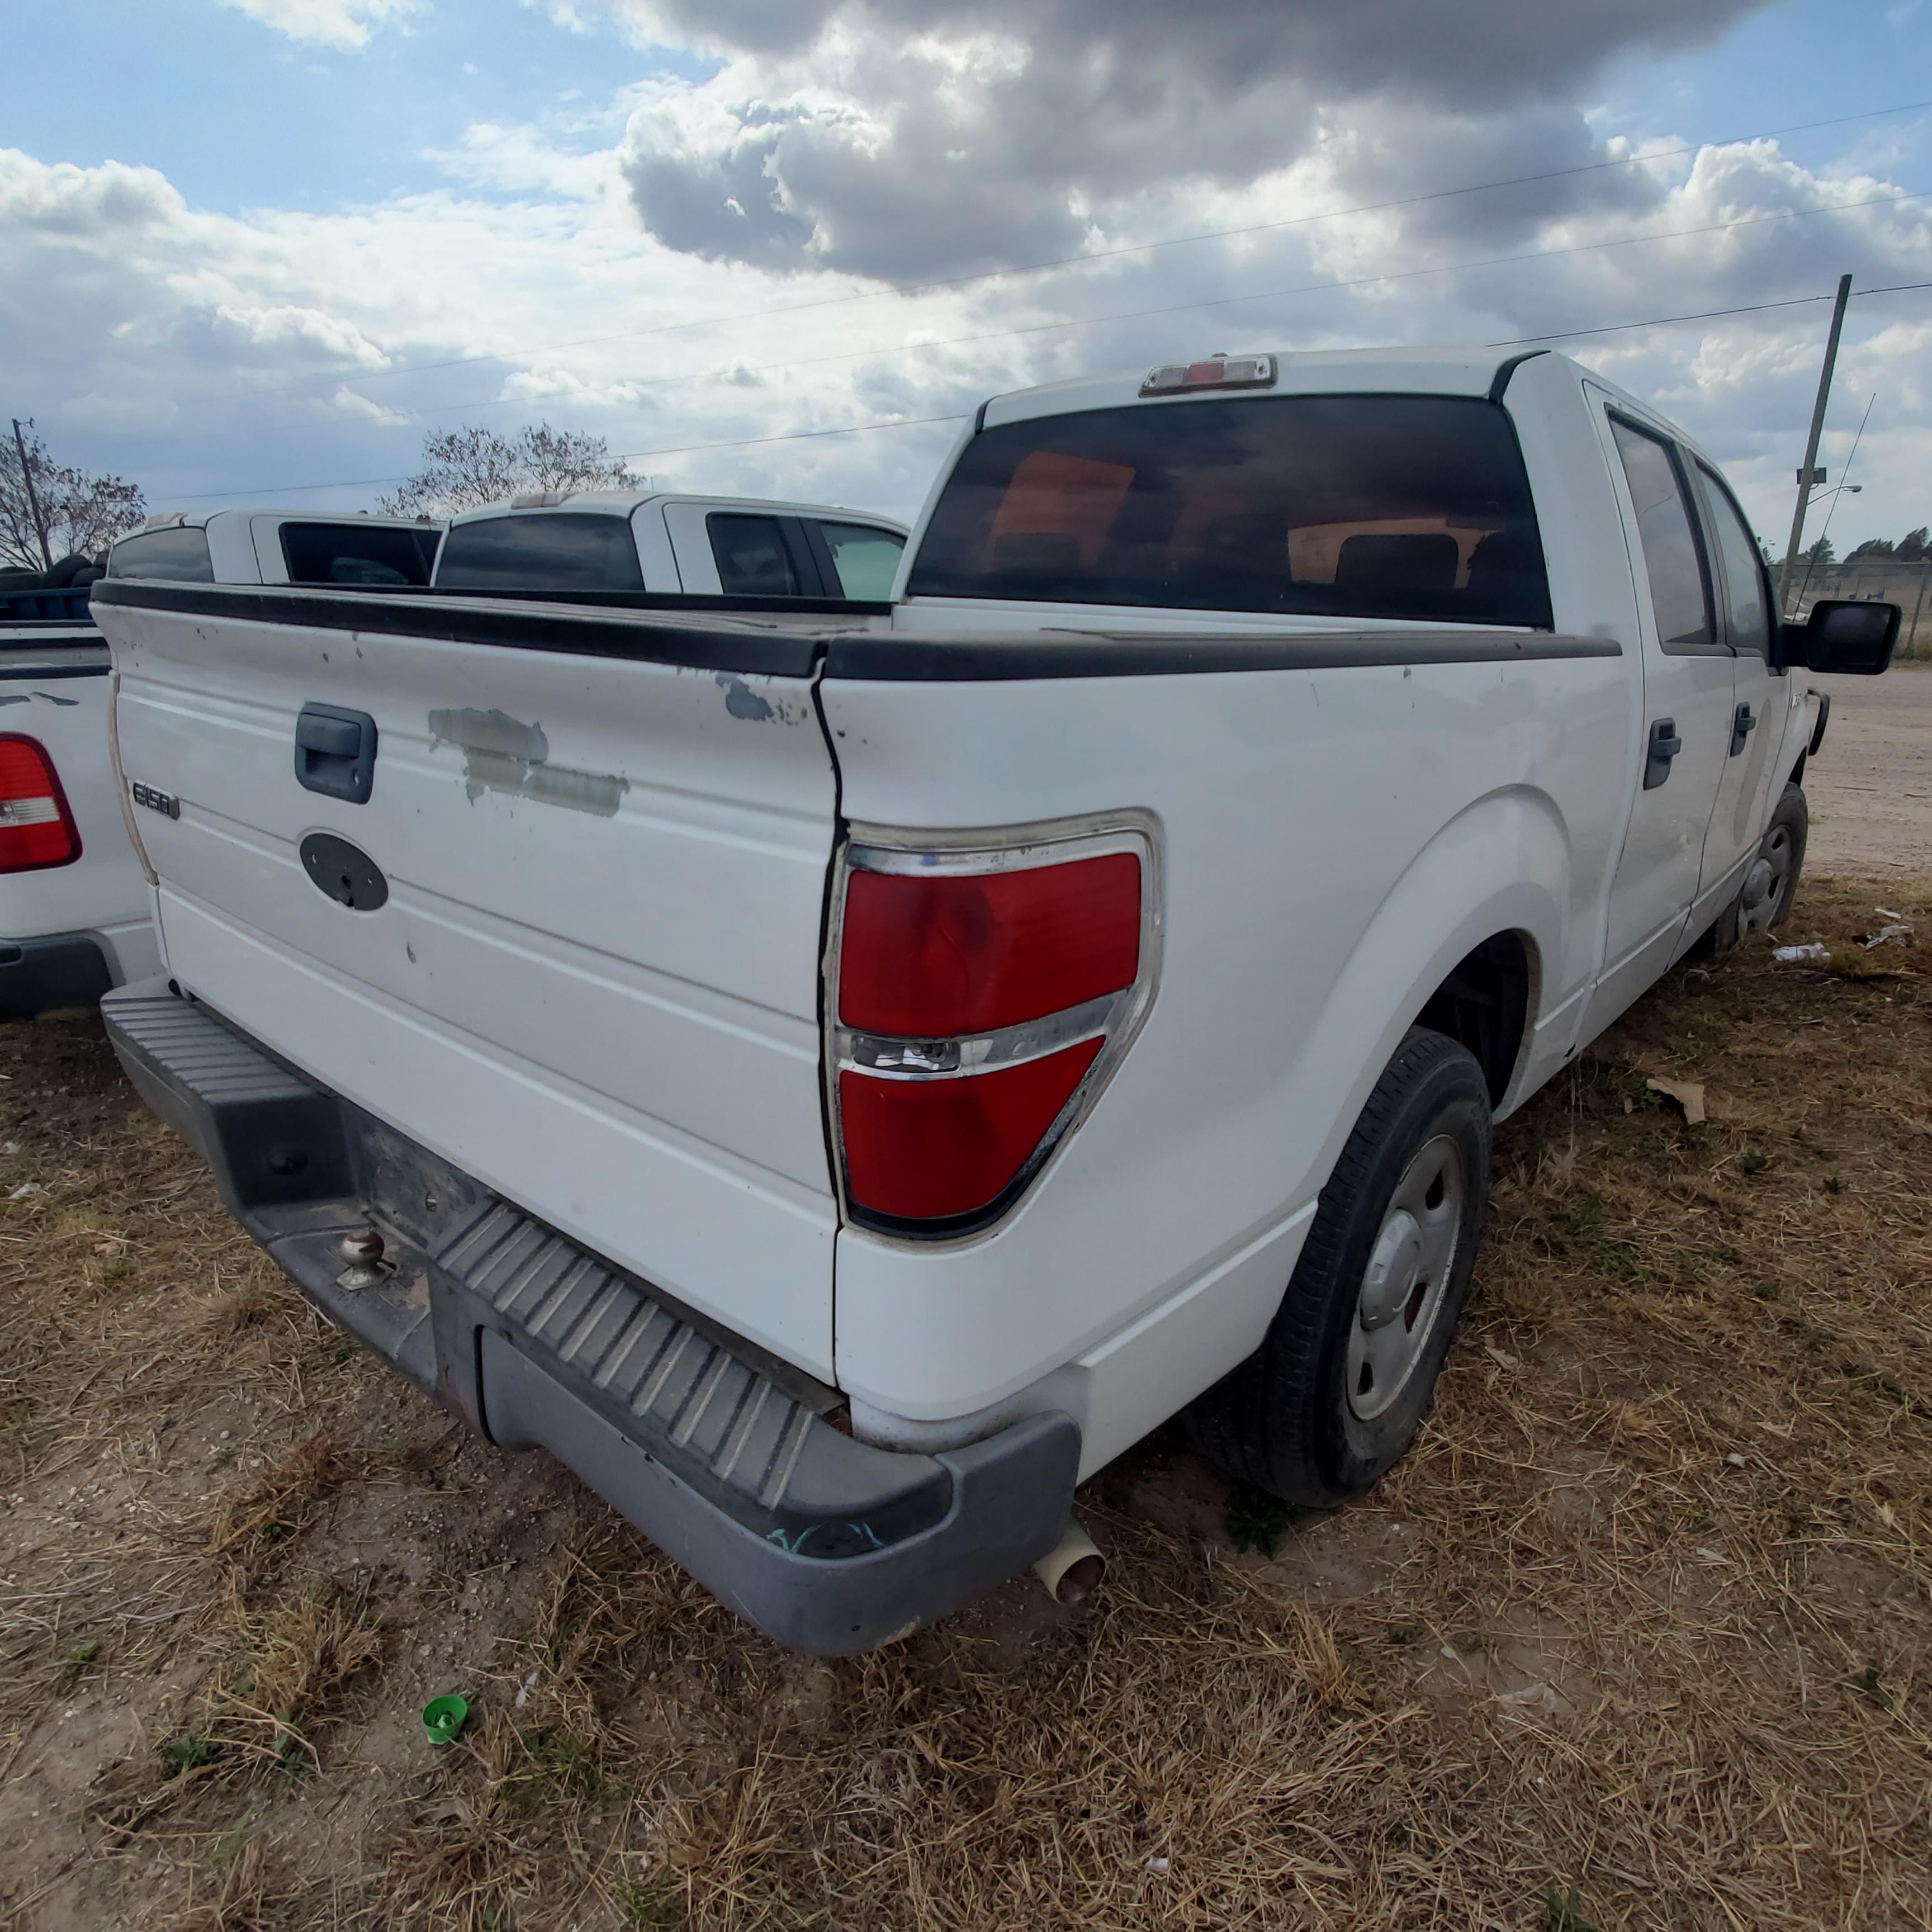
[281,522,438,588]
[906,394,1551,626]
[435,514,643,593]
[107,527,215,583]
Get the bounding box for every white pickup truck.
[0,513,449,1018]
[89,348,1898,1653]
[1,586,160,1014]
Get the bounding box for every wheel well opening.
[1415,931,1532,1107]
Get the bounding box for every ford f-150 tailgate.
[92,583,843,1377]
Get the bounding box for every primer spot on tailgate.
[714,673,776,722]
[428,705,628,818]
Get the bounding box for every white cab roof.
[447,492,906,531]
[981,347,1577,429]
[126,508,441,534]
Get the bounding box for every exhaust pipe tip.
[1033,1519,1106,1605]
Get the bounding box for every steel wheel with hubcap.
[1346,1134,1466,1422]
[1187,1027,1491,1508]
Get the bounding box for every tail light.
[830,820,1158,1235]
[0,736,82,873]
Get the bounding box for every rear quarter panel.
[822,646,1627,1427]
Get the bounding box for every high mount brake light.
[1139,354,1275,397]
[831,825,1157,1235]
[0,736,81,874]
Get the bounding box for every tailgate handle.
[295,703,377,804]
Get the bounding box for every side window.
[1694,465,1772,657]
[434,514,642,592]
[708,515,799,596]
[107,526,215,582]
[816,522,905,600]
[280,522,438,587]
[1609,417,1715,652]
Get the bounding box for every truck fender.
[1286,785,1567,1207]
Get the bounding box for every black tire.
[1185,1027,1491,1507]
[1756,782,1807,933]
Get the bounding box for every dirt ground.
[1806,663,1932,874]
[2,874,1930,1930]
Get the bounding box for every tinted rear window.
[435,513,643,593]
[281,521,438,587]
[108,527,215,583]
[907,394,1551,627]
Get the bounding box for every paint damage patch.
[712,671,811,725]
[428,705,628,818]
[714,673,776,722]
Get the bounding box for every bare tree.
[1,419,146,575]
[376,423,640,517]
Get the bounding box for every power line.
[154,195,1932,505]
[1487,277,1932,345]
[319,186,1932,429]
[242,96,1932,402]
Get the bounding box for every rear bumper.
[101,979,1079,1654]
[0,932,112,1018]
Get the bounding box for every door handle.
[1729,702,1756,757]
[1642,716,1682,790]
[295,702,378,804]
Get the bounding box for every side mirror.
[1786,599,1901,675]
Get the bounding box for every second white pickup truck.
[90,347,1898,1652]
[430,490,906,600]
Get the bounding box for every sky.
[3,0,1929,555]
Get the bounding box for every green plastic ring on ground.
[422,1694,470,1745]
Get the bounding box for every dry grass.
[1,873,1928,1930]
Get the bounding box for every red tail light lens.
[832,830,1154,1233]
[0,736,81,874]
[840,853,1140,1036]
[839,1040,1103,1221]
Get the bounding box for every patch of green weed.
[1226,1485,1294,1558]
[57,1638,100,1684]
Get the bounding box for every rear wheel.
[1186,1027,1491,1507]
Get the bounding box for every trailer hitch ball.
[336,1224,389,1290]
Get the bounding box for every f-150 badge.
[130,780,181,819]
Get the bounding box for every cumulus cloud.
[4,0,1930,554]
[607,0,1767,278]
[215,0,424,51]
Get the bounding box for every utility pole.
[10,417,54,573]
[1778,274,1853,617]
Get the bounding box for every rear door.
[1581,404,1734,1036]
[102,590,843,1376]
[1688,462,1780,930]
